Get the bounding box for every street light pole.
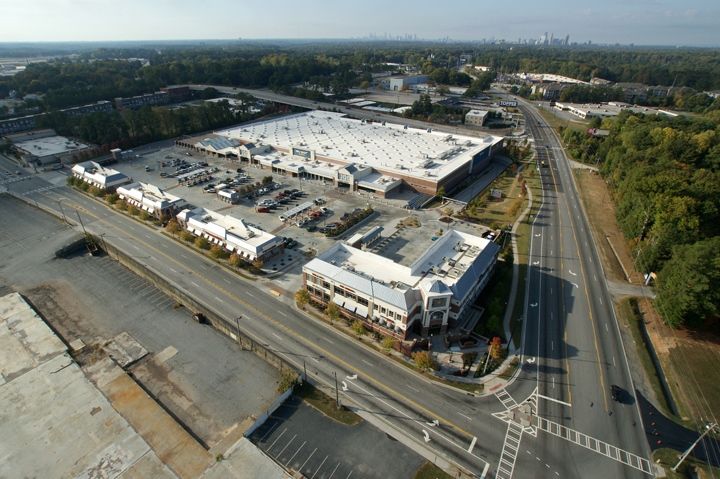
[673,423,718,471]
[57,199,68,225]
[235,316,243,348]
[333,371,339,407]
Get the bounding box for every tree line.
[564,110,720,328]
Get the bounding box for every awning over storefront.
[355,306,368,318]
[332,296,344,307]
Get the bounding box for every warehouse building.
[214,111,503,197]
[302,229,499,339]
[116,182,187,219]
[464,110,488,127]
[176,207,284,263]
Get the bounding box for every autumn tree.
[166,219,181,237]
[412,350,437,371]
[295,289,310,308]
[325,302,340,322]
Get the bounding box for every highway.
[503,101,652,478]
[1,91,657,478]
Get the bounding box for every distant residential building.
[176,207,284,263]
[62,101,113,117]
[114,92,169,110]
[532,82,567,100]
[0,101,112,135]
[615,83,648,103]
[71,161,130,191]
[110,148,135,162]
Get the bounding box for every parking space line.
[314,458,333,479]
[345,470,353,479]
[328,462,340,479]
[267,429,287,451]
[276,434,297,457]
[300,444,317,471]
[258,422,281,443]
[285,441,306,467]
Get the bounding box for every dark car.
[306,224,317,232]
[610,385,622,402]
[286,239,298,248]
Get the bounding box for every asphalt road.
[504,100,652,478]
[1,90,658,478]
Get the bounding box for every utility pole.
[57,199,68,225]
[673,423,718,471]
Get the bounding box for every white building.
[176,207,284,263]
[302,229,499,339]
[71,161,130,191]
[116,182,187,219]
[215,111,504,198]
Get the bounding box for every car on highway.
[611,385,622,402]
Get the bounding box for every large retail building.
[178,111,503,198]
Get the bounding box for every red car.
[257,206,269,213]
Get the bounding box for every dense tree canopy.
[567,110,720,328]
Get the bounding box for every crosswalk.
[537,417,653,474]
[496,422,524,479]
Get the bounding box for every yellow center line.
[548,158,608,411]
[52,193,476,438]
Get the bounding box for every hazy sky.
[2,0,718,46]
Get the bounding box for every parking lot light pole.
[57,198,68,225]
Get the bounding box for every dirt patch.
[573,170,644,284]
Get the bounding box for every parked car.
[257,206,269,213]
[286,239,297,248]
[306,224,317,232]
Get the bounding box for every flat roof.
[555,102,682,117]
[15,135,88,157]
[216,111,503,184]
[306,229,497,298]
[117,182,186,210]
[0,293,170,479]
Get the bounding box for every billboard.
[500,101,518,107]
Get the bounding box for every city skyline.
[1,0,718,47]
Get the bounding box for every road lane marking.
[278,311,287,317]
[459,412,473,421]
[362,359,373,367]
[323,337,334,344]
[273,333,283,341]
[224,279,230,284]
[215,296,224,303]
[191,281,200,287]
[469,436,478,454]
[49,193,479,442]
[169,268,177,273]
[407,384,419,392]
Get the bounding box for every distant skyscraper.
[549,33,554,44]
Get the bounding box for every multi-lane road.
[1,94,656,478]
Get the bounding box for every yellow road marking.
[51,193,476,438]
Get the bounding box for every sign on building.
[500,101,518,107]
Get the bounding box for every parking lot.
[0,196,282,449]
[250,396,426,479]
[114,143,493,295]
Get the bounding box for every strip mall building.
[177,111,503,198]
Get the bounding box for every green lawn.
[653,448,720,479]
[294,382,363,426]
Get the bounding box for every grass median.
[294,381,363,426]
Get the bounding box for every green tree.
[656,238,720,328]
[412,350,437,371]
[359,80,370,92]
[194,236,210,249]
[435,186,446,198]
[115,199,127,211]
[127,205,139,217]
[295,289,311,308]
[381,336,396,352]
[105,193,119,205]
[139,210,151,221]
[435,85,449,96]
[180,231,194,243]
[210,245,226,258]
[351,321,367,336]
[277,368,298,393]
[229,253,243,267]
[325,301,340,322]
[166,219,181,237]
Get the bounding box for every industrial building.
[71,161,130,191]
[380,75,429,91]
[116,182,187,219]
[210,111,503,198]
[6,130,90,168]
[302,228,499,339]
[553,101,680,120]
[176,207,284,263]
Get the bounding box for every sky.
[1,0,719,47]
